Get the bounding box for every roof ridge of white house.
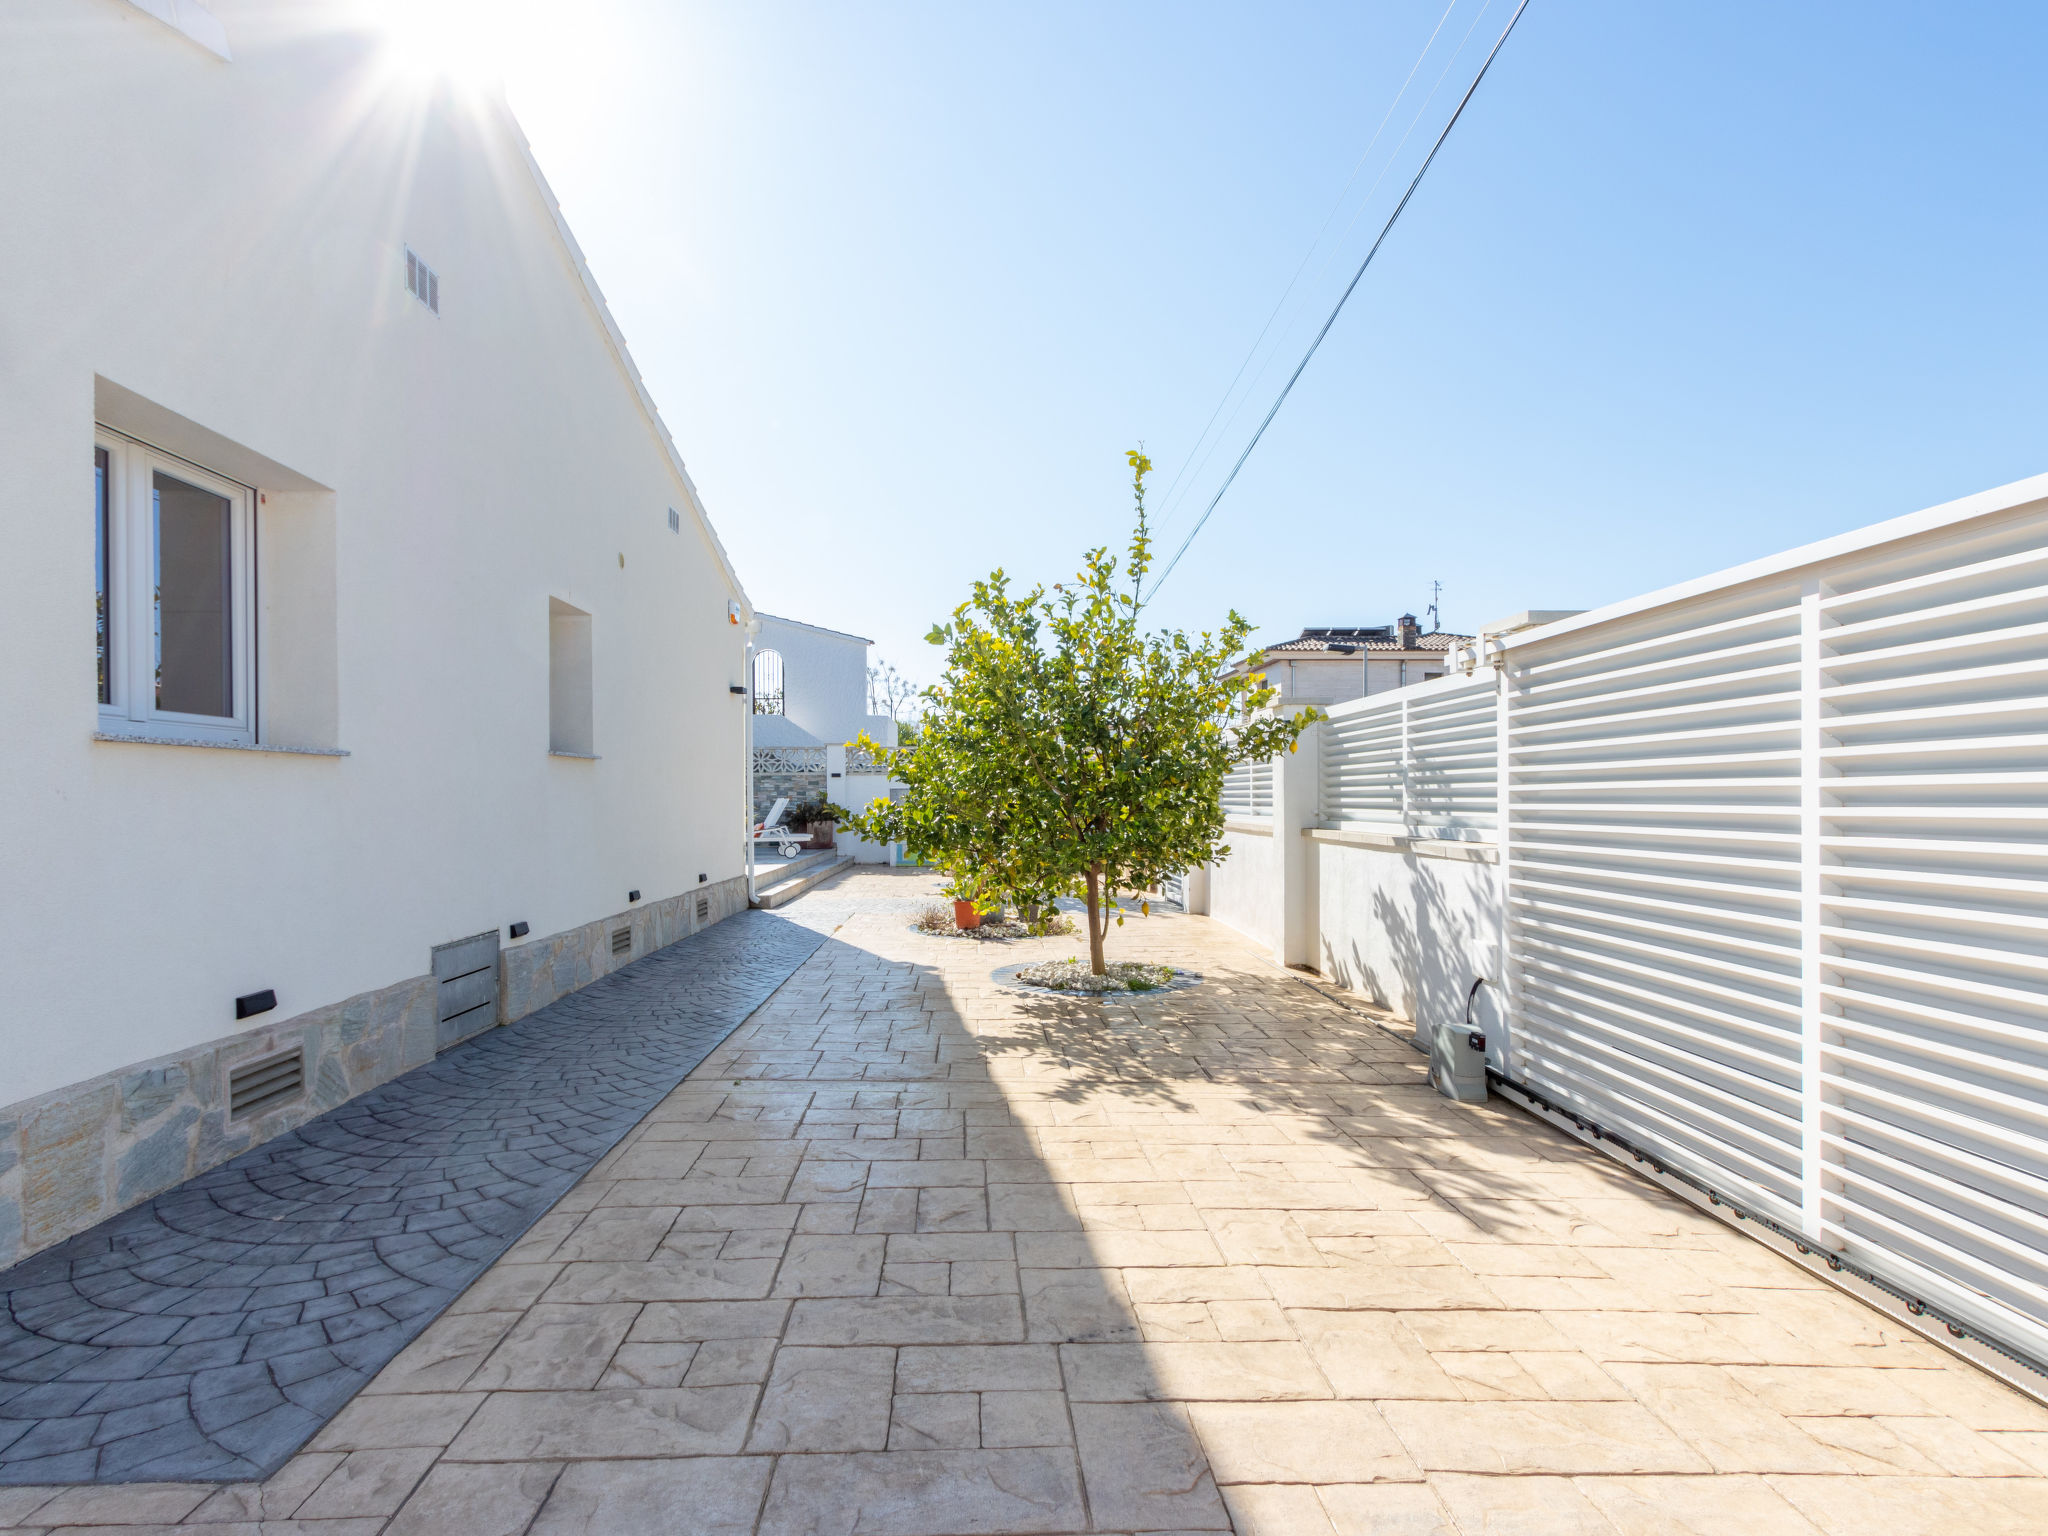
[756,613,876,645]
[492,94,752,617]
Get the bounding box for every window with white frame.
[95,429,255,744]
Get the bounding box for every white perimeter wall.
[0,0,749,1103]
[834,772,896,864]
[1311,839,1499,1045]
[1207,822,1282,954]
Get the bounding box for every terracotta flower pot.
[952,899,981,930]
[808,822,836,849]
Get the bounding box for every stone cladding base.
[0,873,749,1271]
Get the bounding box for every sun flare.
[358,0,512,90]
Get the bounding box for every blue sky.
[491,0,2048,687]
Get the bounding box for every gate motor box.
[1431,1023,1490,1103]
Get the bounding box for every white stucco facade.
[752,612,893,748]
[0,0,752,1259]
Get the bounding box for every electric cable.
[1154,0,1464,522]
[1142,0,1533,603]
[1159,0,1497,528]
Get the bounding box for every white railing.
[1500,484,2048,1372]
[1319,670,1497,837]
[846,744,887,776]
[1221,757,1275,818]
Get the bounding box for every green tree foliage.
[848,451,1315,973]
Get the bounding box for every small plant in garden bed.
[1013,958,1178,993]
[914,903,1026,941]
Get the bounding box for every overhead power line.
[1143,0,1533,604]
[1153,0,1463,523]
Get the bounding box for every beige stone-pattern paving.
[5,867,2045,1534]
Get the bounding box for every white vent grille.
[696,896,710,922]
[668,507,681,533]
[405,247,440,314]
[611,926,632,957]
[229,1048,304,1118]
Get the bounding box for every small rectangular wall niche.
[548,597,594,756]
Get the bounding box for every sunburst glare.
[357,0,517,91]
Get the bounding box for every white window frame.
[96,427,256,745]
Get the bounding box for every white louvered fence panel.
[1221,757,1274,818]
[1319,670,1497,836]
[1502,494,2048,1367]
[1405,675,1499,835]
[1506,584,1810,1224]
[1806,510,2048,1360]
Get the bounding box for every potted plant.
[945,873,990,930]
[794,798,847,850]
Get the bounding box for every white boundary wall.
[1205,471,2048,1379]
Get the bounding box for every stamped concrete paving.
[0,912,825,1485]
[2,866,2044,1532]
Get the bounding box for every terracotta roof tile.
[1259,627,1472,656]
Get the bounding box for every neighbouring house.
[1231,615,1475,708]
[748,612,896,825]
[0,0,755,1268]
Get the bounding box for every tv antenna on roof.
[1427,581,1442,634]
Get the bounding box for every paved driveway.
[4,868,2043,1532]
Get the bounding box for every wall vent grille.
[230,1049,304,1118]
[667,507,681,533]
[696,896,710,922]
[405,247,440,314]
[611,926,632,957]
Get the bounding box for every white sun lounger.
[752,797,805,858]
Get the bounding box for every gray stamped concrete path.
[3,869,2047,1534]
[0,910,827,1487]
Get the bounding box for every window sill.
[94,731,347,757]
[548,750,600,760]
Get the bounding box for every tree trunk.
[1083,865,1107,975]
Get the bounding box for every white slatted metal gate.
[1501,495,2048,1371]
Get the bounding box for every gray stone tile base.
[0,909,824,1485]
[0,876,750,1276]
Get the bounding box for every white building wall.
[755,614,872,746]
[0,0,750,1259]
[1263,653,1454,708]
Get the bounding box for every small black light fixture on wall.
[508,921,530,939]
[235,989,277,1020]
[628,890,641,903]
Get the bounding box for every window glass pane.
[153,470,233,717]
[95,446,110,705]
